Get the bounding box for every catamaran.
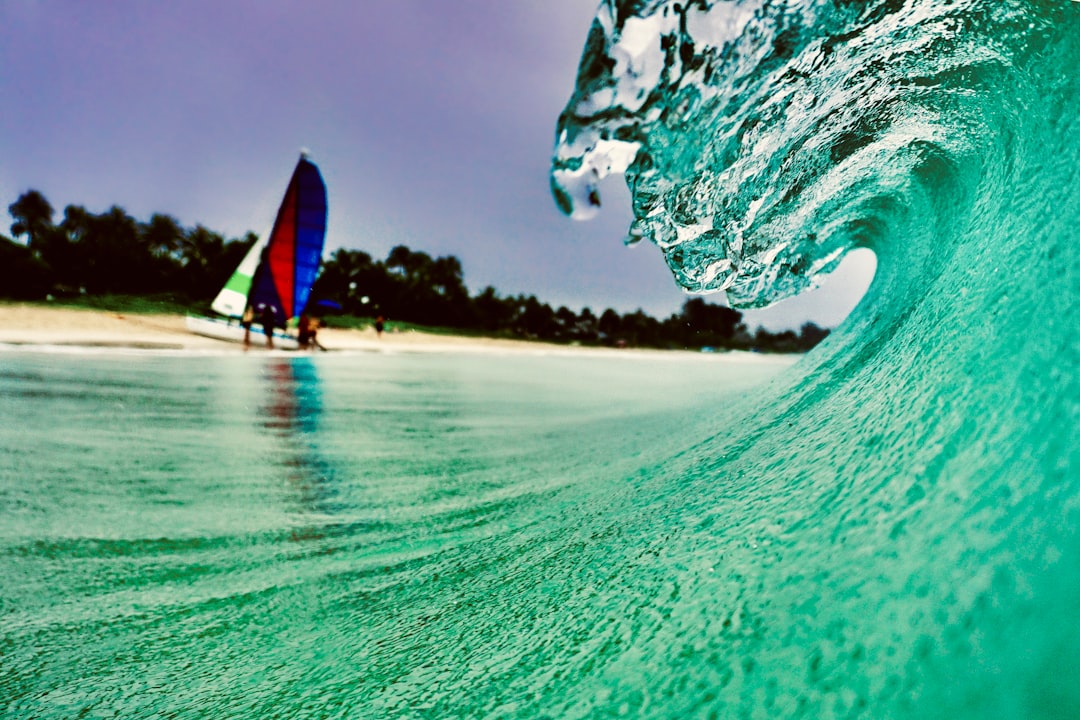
[186,153,328,349]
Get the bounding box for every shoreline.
[0,303,798,363]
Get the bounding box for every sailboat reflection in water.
[258,358,338,543]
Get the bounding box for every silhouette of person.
[298,313,312,349]
[241,305,255,348]
[298,314,322,350]
[259,303,277,349]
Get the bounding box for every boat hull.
[185,315,301,350]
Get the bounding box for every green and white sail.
[210,237,266,318]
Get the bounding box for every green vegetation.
[3,189,253,304]
[9,293,196,316]
[3,189,829,352]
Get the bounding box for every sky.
[0,0,874,331]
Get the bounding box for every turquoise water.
[0,349,791,718]
[547,0,1078,716]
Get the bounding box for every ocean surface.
[1,349,793,718]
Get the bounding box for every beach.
[0,303,799,361]
[0,303,603,354]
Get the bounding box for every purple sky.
[1,1,872,330]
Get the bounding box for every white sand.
[0,303,796,364]
[0,304,592,354]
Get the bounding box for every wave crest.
[551,0,1053,308]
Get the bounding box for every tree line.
[3,189,829,352]
[2,189,253,301]
[310,247,829,351]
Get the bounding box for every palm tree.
[142,213,185,261]
[179,225,230,299]
[429,255,466,299]
[8,190,55,248]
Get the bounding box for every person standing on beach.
[375,315,385,338]
[298,314,322,350]
[241,305,255,349]
[298,313,312,349]
[258,303,277,349]
[307,316,323,350]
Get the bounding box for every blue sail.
[248,155,328,327]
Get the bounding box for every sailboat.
[186,153,328,349]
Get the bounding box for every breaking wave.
[546,0,1080,716]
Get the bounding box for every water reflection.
[257,358,338,537]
